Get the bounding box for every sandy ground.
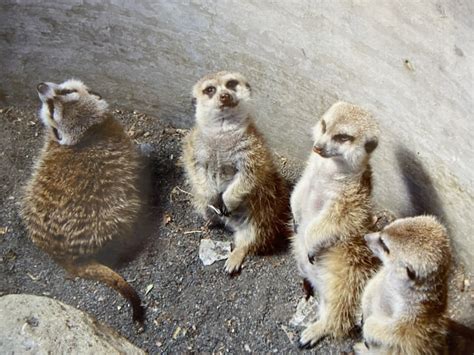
[1,105,472,354]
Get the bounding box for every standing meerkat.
[182,71,291,274]
[355,216,451,355]
[291,101,380,348]
[21,79,145,326]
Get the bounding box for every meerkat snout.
[36,82,49,95]
[219,92,234,107]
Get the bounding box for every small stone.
[145,284,154,296]
[172,326,181,339]
[143,131,151,138]
[198,239,231,266]
[244,344,251,352]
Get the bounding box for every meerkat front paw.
[298,321,327,349]
[353,341,370,354]
[224,248,246,275]
[208,193,230,217]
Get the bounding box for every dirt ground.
[1,105,473,354]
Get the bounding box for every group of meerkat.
[21,72,457,353]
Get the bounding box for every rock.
[198,239,231,266]
[0,294,145,354]
[289,296,318,328]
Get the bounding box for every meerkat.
[354,216,451,355]
[182,71,291,274]
[21,79,146,326]
[291,101,380,348]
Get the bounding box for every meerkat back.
[21,79,145,326]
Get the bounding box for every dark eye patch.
[203,86,216,98]
[56,89,77,95]
[332,133,354,143]
[321,119,326,133]
[379,236,390,254]
[225,80,239,90]
[47,99,55,116]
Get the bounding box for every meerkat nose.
[220,93,232,104]
[312,145,323,154]
[37,83,49,95]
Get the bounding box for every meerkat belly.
[203,148,238,193]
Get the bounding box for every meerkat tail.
[70,261,145,325]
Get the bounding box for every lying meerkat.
[182,71,291,274]
[291,101,380,348]
[21,79,146,327]
[356,215,451,355]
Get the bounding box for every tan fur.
[291,101,380,348]
[182,71,291,274]
[21,79,145,325]
[356,216,451,355]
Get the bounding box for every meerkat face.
[36,79,108,145]
[365,216,451,285]
[192,71,252,126]
[311,101,379,170]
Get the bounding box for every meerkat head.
[365,216,451,286]
[311,101,379,171]
[192,71,252,128]
[36,79,109,145]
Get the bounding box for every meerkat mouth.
[219,101,239,110]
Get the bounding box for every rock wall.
[0,0,472,270]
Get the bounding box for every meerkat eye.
[379,236,390,254]
[203,86,216,96]
[332,134,354,143]
[406,266,416,280]
[226,80,239,90]
[56,89,77,96]
[321,119,326,134]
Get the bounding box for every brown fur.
[182,71,291,274]
[22,82,145,324]
[358,216,452,355]
[291,101,380,348]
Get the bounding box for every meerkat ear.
[365,138,378,153]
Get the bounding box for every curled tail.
[67,261,145,327]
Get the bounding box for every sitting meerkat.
[355,216,451,355]
[21,79,146,326]
[182,71,291,274]
[291,101,380,348]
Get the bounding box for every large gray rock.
[0,294,144,354]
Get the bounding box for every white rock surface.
[289,296,319,328]
[198,239,231,266]
[0,294,145,354]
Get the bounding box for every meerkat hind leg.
[224,224,255,275]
